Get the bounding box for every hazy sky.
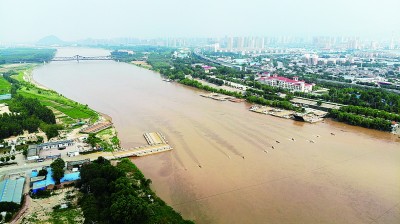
[1,0,399,42]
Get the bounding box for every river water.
[33,48,400,224]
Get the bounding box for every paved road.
[11,194,30,224]
[0,151,114,176]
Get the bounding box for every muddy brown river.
[33,48,400,224]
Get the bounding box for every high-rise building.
[311,54,319,65]
[227,36,233,51]
[237,37,244,49]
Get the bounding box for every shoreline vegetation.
[1,48,194,223]
[78,157,194,224]
[110,46,400,134]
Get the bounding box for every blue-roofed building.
[31,167,80,194]
[31,170,39,178]
[0,178,25,204]
[61,172,80,183]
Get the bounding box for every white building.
[258,74,313,93]
[38,140,74,150]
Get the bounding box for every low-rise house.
[27,145,40,161]
[66,159,90,170]
[38,139,74,150]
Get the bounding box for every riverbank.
[31,48,400,224]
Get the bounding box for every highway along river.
[33,48,400,224]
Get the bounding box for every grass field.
[17,85,99,124]
[0,76,11,94]
[0,65,100,125]
[13,70,26,82]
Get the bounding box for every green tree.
[85,133,100,147]
[37,136,44,143]
[23,148,28,157]
[38,169,48,176]
[78,157,193,224]
[10,155,15,160]
[50,158,65,184]
[5,212,13,222]
[110,194,150,224]
[40,124,62,139]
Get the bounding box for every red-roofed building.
[258,74,313,93]
[201,65,216,73]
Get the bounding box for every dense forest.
[295,87,400,114]
[78,157,194,224]
[1,68,63,140]
[0,95,61,139]
[0,48,56,64]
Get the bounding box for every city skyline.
[1,0,400,43]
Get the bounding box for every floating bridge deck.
[113,132,172,158]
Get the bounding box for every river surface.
[33,48,400,224]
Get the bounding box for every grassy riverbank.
[0,75,11,94]
[16,66,99,125]
[1,63,120,151]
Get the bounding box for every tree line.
[2,71,20,96]
[245,95,302,112]
[0,95,61,140]
[339,105,400,122]
[329,109,393,131]
[0,48,56,64]
[179,78,243,98]
[78,157,194,224]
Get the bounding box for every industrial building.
[0,178,25,204]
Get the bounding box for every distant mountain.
[37,35,65,46]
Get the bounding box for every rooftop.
[260,75,313,86]
[32,168,80,191]
[27,145,40,157]
[0,178,25,204]
[38,139,74,148]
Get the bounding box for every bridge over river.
[51,55,113,62]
